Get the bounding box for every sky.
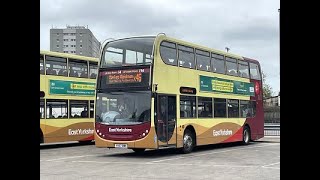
[40,0,280,95]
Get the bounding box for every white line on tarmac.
[42,155,98,162]
[151,143,279,163]
[262,162,280,168]
[66,160,279,170]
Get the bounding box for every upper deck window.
[211,53,225,74]
[46,56,67,76]
[196,49,211,71]
[249,62,261,80]
[226,57,238,76]
[178,45,195,69]
[101,37,155,67]
[89,62,98,79]
[160,41,177,66]
[238,60,249,78]
[69,59,88,78]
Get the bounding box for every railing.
[264,123,280,136]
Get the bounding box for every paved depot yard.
[40,137,280,180]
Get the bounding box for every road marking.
[151,143,279,163]
[43,155,98,162]
[60,160,280,170]
[262,162,280,168]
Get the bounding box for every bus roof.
[105,34,258,61]
[40,50,99,62]
[156,34,244,60]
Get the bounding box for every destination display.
[99,67,150,88]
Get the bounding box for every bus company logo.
[108,128,132,133]
[68,129,94,135]
[213,129,233,136]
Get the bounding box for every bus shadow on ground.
[40,141,94,150]
[103,141,256,159]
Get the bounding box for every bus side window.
[178,45,195,69]
[160,41,177,66]
[249,62,262,80]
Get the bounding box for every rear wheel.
[242,126,251,145]
[132,148,145,154]
[182,129,195,153]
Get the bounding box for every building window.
[180,96,196,118]
[214,98,226,118]
[57,33,59,36]
[80,45,82,48]
[46,99,68,119]
[227,99,239,118]
[63,51,68,53]
[70,100,89,118]
[56,45,59,48]
[80,51,82,54]
[80,33,83,36]
[56,39,59,42]
[198,97,212,118]
[63,39,68,41]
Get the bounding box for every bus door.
[156,95,177,147]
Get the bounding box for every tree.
[262,71,273,98]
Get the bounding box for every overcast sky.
[40,0,280,95]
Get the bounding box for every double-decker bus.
[95,34,264,153]
[40,50,98,144]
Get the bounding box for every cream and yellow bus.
[94,34,264,153]
[40,50,98,144]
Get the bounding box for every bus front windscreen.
[101,37,155,67]
[96,91,151,125]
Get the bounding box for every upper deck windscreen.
[101,37,155,68]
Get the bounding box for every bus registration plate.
[115,144,128,149]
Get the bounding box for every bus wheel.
[182,129,195,153]
[243,126,251,145]
[132,148,145,154]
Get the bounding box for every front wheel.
[182,129,195,153]
[242,126,251,145]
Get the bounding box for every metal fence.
[264,123,280,136]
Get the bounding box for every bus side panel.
[43,120,94,143]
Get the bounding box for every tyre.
[182,129,195,153]
[242,126,251,145]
